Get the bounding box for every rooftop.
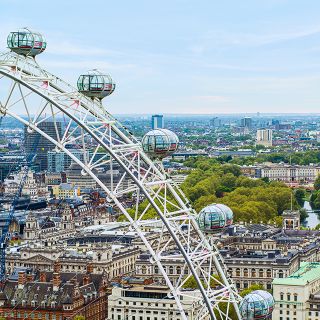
[273,262,320,286]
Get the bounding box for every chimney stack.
[83,274,90,286]
[86,263,94,274]
[26,272,33,282]
[18,271,26,289]
[52,272,61,292]
[53,261,61,273]
[39,271,47,282]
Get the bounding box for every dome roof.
[239,290,274,320]
[141,129,179,159]
[77,70,115,100]
[196,203,233,232]
[7,28,46,57]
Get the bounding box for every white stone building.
[261,163,320,183]
[107,285,208,320]
[272,262,320,320]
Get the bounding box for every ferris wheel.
[0,28,275,320]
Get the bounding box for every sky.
[1,0,320,114]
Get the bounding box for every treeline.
[229,150,320,166]
[181,157,301,225]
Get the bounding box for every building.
[52,183,80,199]
[0,266,109,320]
[241,117,252,130]
[0,154,26,182]
[3,169,48,200]
[47,149,90,172]
[256,129,273,147]
[282,210,300,230]
[260,163,320,184]
[24,121,62,171]
[272,262,320,320]
[6,241,139,280]
[209,117,221,128]
[107,284,207,320]
[151,114,164,129]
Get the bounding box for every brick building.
[0,263,109,320]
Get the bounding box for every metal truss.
[0,52,242,320]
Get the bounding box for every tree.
[299,208,309,222]
[240,284,264,297]
[74,316,85,320]
[295,188,306,207]
[315,175,320,191]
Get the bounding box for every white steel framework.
[0,51,242,320]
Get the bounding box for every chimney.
[53,261,61,273]
[86,263,94,274]
[26,273,33,282]
[39,271,47,282]
[18,271,26,289]
[52,272,61,292]
[83,274,90,286]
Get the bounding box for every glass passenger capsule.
[239,290,274,320]
[77,70,115,100]
[196,203,233,232]
[141,129,179,159]
[7,28,46,57]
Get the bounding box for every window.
[294,294,297,302]
[287,294,290,301]
[169,266,174,275]
[251,269,256,277]
[259,269,264,277]
[244,268,248,277]
[236,268,240,277]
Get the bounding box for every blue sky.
[2,0,320,114]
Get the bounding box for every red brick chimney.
[86,263,94,274]
[83,274,90,286]
[53,261,61,273]
[39,271,46,282]
[26,273,33,282]
[18,271,26,288]
[52,272,61,292]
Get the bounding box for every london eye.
[0,28,274,320]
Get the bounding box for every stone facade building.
[107,284,207,320]
[0,264,109,320]
[272,262,320,320]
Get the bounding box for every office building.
[241,117,252,129]
[272,262,320,320]
[24,121,62,171]
[47,149,90,172]
[256,129,273,147]
[210,117,221,128]
[151,114,164,129]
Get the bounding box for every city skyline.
[2,1,320,114]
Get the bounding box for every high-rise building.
[24,121,62,171]
[151,114,164,129]
[256,129,273,147]
[47,149,90,172]
[210,117,221,128]
[241,117,252,129]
